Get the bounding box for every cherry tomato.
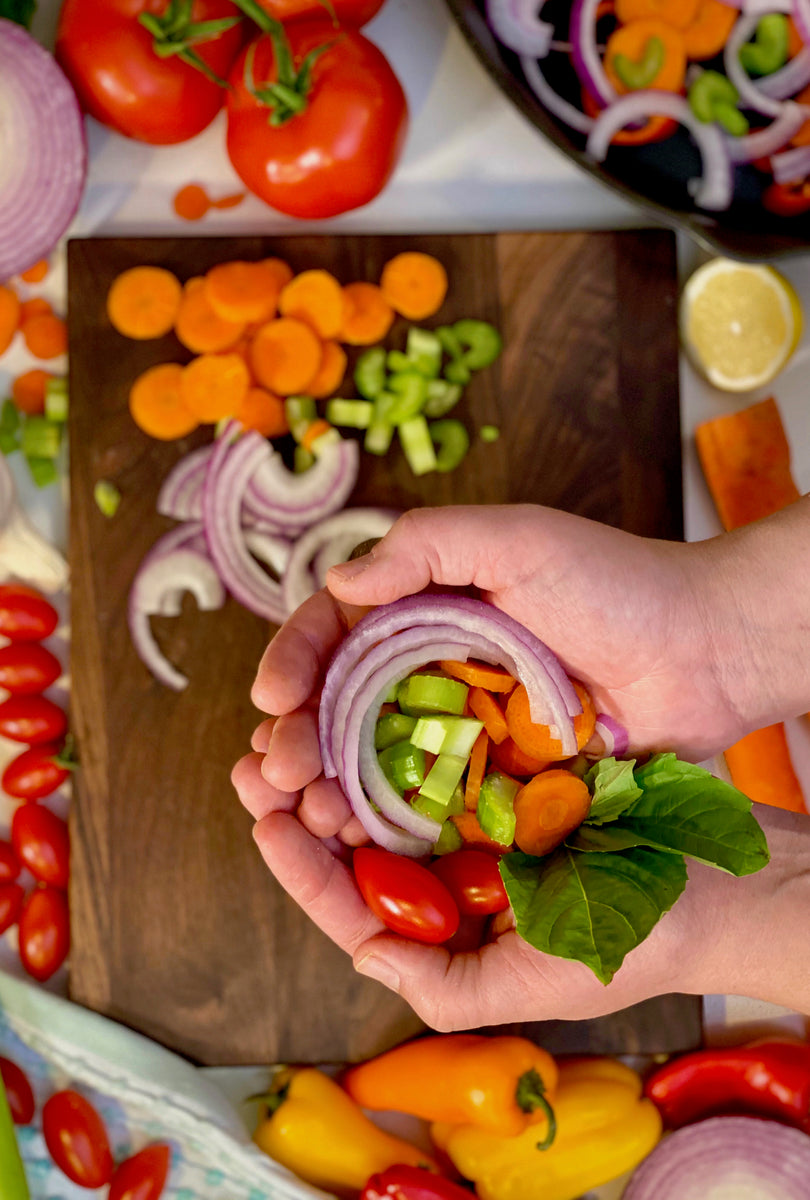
[0,1056,35,1125]
[0,839,20,882]
[18,886,70,982]
[762,180,810,216]
[2,742,72,800]
[255,0,385,22]
[226,20,408,218]
[429,849,510,916]
[56,0,245,145]
[109,1144,172,1200]
[0,643,62,695]
[353,847,460,944]
[11,804,70,889]
[0,695,68,745]
[0,883,24,934]
[42,1090,114,1188]
[0,585,58,642]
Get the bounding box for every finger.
[338,815,371,847]
[251,717,277,753]
[251,589,347,716]
[299,776,354,839]
[252,812,383,953]
[263,709,322,791]
[231,753,298,821]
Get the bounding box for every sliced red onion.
[772,140,810,182]
[623,1116,810,1200]
[570,0,617,108]
[795,0,810,44]
[487,0,553,57]
[593,713,630,758]
[725,102,808,163]
[586,91,734,210]
[243,439,359,534]
[0,20,87,280]
[724,13,789,118]
[757,47,810,100]
[745,0,792,12]
[282,508,398,616]
[521,53,596,133]
[156,445,215,521]
[144,522,209,614]
[243,529,292,579]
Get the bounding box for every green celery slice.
[44,377,68,423]
[387,372,429,424]
[423,379,462,419]
[355,347,387,399]
[405,327,443,377]
[411,715,484,758]
[285,396,317,442]
[378,740,426,792]
[21,417,61,460]
[398,673,469,716]
[412,783,466,823]
[398,415,437,475]
[477,770,520,844]
[430,418,470,473]
[375,712,418,751]
[453,319,503,369]
[433,818,464,855]
[326,398,374,429]
[419,754,468,805]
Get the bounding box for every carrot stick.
[450,811,512,855]
[306,340,347,399]
[11,369,53,415]
[0,285,21,355]
[234,387,289,438]
[468,687,511,745]
[380,252,448,320]
[724,725,807,814]
[106,265,183,340]
[340,282,395,345]
[440,659,517,693]
[680,0,737,60]
[21,313,67,360]
[180,352,250,422]
[278,269,346,340]
[174,277,246,355]
[19,259,49,284]
[505,679,596,762]
[464,729,489,811]
[513,769,593,857]
[249,317,323,396]
[205,259,286,324]
[604,19,687,95]
[615,0,699,28]
[489,735,552,779]
[129,363,199,440]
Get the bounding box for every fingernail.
[329,553,373,582]
[355,953,401,992]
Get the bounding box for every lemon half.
[680,257,803,392]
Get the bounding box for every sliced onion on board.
[156,444,215,521]
[243,438,360,534]
[282,507,398,615]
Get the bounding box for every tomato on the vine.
[18,886,70,982]
[225,19,408,218]
[55,0,246,145]
[429,849,510,916]
[11,804,70,889]
[254,0,385,22]
[42,1090,114,1189]
[2,742,73,800]
[0,695,67,746]
[109,1144,172,1200]
[353,847,460,944]
[0,1056,35,1125]
[0,883,24,935]
[0,642,62,695]
[0,585,58,642]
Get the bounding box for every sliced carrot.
[440,659,517,693]
[205,259,287,324]
[19,259,49,284]
[106,265,183,340]
[129,363,199,440]
[249,317,323,396]
[234,386,289,438]
[180,352,250,422]
[19,297,52,323]
[489,735,552,779]
[262,257,295,292]
[340,281,395,345]
[468,687,510,745]
[464,729,490,811]
[681,0,737,60]
[380,252,448,321]
[173,183,211,221]
[278,269,346,340]
[450,811,512,855]
[615,0,699,29]
[175,277,246,354]
[513,770,593,857]
[0,285,21,355]
[301,418,334,453]
[21,313,67,360]
[505,679,596,762]
[724,725,807,814]
[604,19,687,95]
[306,340,347,399]
[11,369,53,415]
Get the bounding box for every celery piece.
[477,771,520,845]
[294,445,315,473]
[398,673,469,716]
[0,399,19,436]
[430,418,470,473]
[0,432,18,455]
[375,712,417,751]
[355,347,387,400]
[433,818,464,855]
[411,715,484,758]
[378,740,426,792]
[453,319,503,370]
[419,753,468,805]
[436,325,465,359]
[310,427,342,458]
[44,377,68,423]
[325,398,373,429]
[398,415,437,476]
[387,349,413,374]
[26,457,58,488]
[405,327,443,378]
[285,396,317,442]
[444,359,471,386]
[412,783,465,823]
[480,424,500,443]
[738,13,788,76]
[423,380,462,419]
[21,417,61,460]
[387,372,428,424]
[94,479,121,517]
[364,420,394,456]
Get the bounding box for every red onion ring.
[725,102,807,163]
[570,0,617,108]
[521,53,596,133]
[593,713,630,758]
[487,0,554,57]
[282,508,398,616]
[758,46,810,100]
[771,140,810,183]
[157,445,215,521]
[724,13,791,118]
[243,439,359,533]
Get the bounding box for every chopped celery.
[378,740,426,792]
[326,399,373,429]
[452,319,503,369]
[387,372,428,424]
[480,424,500,442]
[398,415,437,475]
[386,349,413,374]
[436,325,465,359]
[294,445,315,473]
[44,377,68,423]
[285,396,317,442]
[412,783,466,823]
[419,753,468,805]
[94,479,121,517]
[398,673,469,716]
[477,771,520,845]
[411,715,483,758]
[21,417,61,460]
[375,712,417,751]
[0,399,19,436]
[430,418,470,473]
[26,457,58,488]
[355,347,387,399]
[433,817,464,855]
[364,420,394,456]
[444,358,471,386]
[0,432,18,455]
[423,379,462,419]
[405,327,443,377]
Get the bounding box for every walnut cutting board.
[66,230,698,1067]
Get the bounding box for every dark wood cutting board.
[67,230,699,1067]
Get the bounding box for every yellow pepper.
[431,1056,662,1200]
[252,1066,442,1198]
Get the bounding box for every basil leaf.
[567,823,659,853]
[500,847,687,985]
[617,753,770,876]
[0,0,36,27]
[584,757,641,825]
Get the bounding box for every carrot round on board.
[380,252,448,320]
[180,352,250,422]
[11,369,53,415]
[278,269,346,340]
[249,317,323,396]
[513,769,593,857]
[306,340,347,399]
[21,312,67,360]
[234,387,289,438]
[174,277,246,355]
[724,725,807,813]
[340,281,395,345]
[129,363,199,440]
[505,680,596,762]
[0,285,21,355]
[205,259,288,324]
[106,265,183,340]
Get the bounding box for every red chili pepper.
[644,1039,810,1131]
[762,180,810,216]
[361,1164,474,1200]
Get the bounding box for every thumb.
[352,933,456,1025]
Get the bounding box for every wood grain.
[67,230,693,1067]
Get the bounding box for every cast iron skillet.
[444,0,810,260]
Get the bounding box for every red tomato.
[11,805,70,889]
[255,0,385,22]
[353,847,460,944]
[42,1090,114,1188]
[226,20,408,218]
[0,838,20,882]
[0,882,24,934]
[762,180,810,216]
[0,695,68,745]
[18,886,70,982]
[0,643,62,695]
[109,1144,172,1200]
[429,849,509,916]
[0,585,58,642]
[0,1056,35,1125]
[55,0,245,145]
[2,742,72,800]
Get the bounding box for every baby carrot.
[340,282,395,345]
[513,770,593,857]
[380,252,448,320]
[505,680,596,762]
[21,313,67,360]
[468,687,510,744]
[129,363,199,440]
[11,369,53,416]
[249,317,323,396]
[180,352,250,422]
[106,265,183,339]
[440,660,517,693]
[306,340,348,399]
[174,277,246,354]
[278,269,346,340]
[0,285,21,355]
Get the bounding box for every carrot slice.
[513,769,593,857]
[615,0,699,29]
[604,19,687,95]
[681,0,737,60]
[380,252,448,321]
[307,340,347,399]
[107,265,183,340]
[440,660,517,693]
[175,277,246,354]
[489,735,552,779]
[22,313,67,360]
[205,259,287,324]
[301,418,334,453]
[249,317,323,395]
[129,363,199,440]
[234,386,289,438]
[173,183,211,221]
[0,285,21,355]
[724,725,807,813]
[19,297,52,323]
[278,269,346,340]
[505,679,596,762]
[468,687,510,745]
[464,729,490,811]
[450,811,512,855]
[19,259,49,284]
[340,282,395,345]
[180,352,250,422]
[11,369,53,415]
